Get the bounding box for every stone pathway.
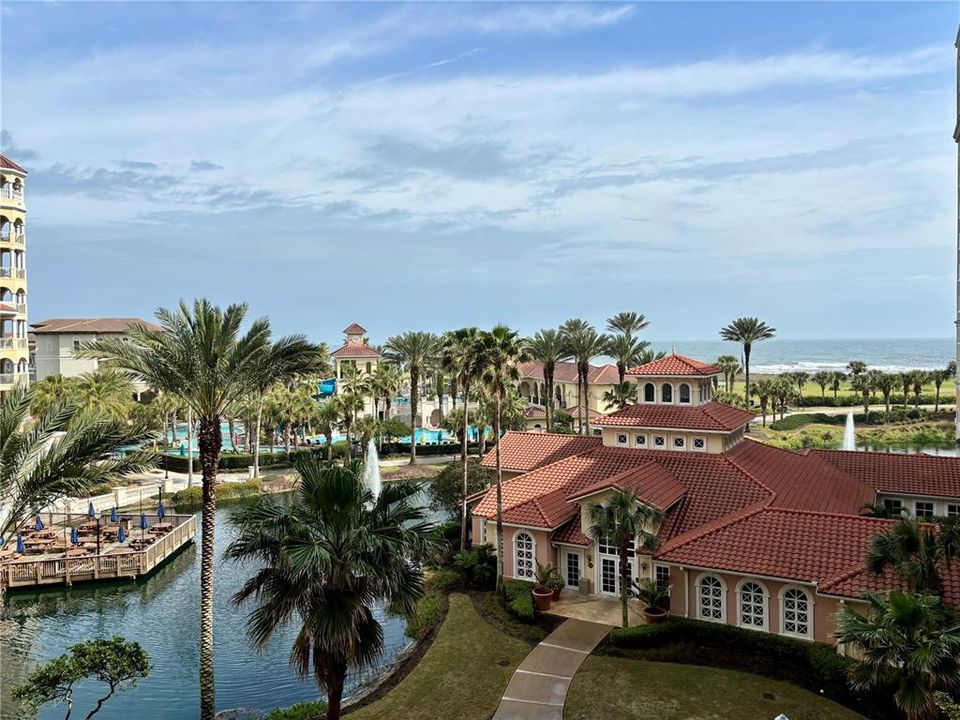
[493,618,610,720]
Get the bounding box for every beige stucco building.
[0,155,30,395]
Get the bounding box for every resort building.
[331,323,381,415]
[32,318,159,394]
[0,155,30,395]
[517,360,620,427]
[471,353,960,646]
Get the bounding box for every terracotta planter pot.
[551,587,562,601]
[532,587,553,612]
[642,607,669,624]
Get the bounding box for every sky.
[1,1,957,347]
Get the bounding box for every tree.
[872,372,898,414]
[772,376,793,421]
[849,374,872,416]
[0,383,154,543]
[428,459,489,520]
[810,371,832,400]
[80,299,323,720]
[369,362,403,423]
[847,360,867,377]
[605,311,649,336]
[830,371,846,401]
[560,319,608,436]
[751,378,776,426]
[605,333,651,385]
[931,364,956,413]
[227,458,436,720]
[602,381,638,410]
[333,391,364,460]
[900,371,912,406]
[30,374,78,417]
[479,325,529,591]
[72,369,135,421]
[315,401,340,461]
[909,370,929,408]
[13,637,150,720]
[526,328,565,431]
[586,490,661,628]
[836,591,960,720]
[867,516,960,593]
[719,317,776,406]
[784,371,809,399]
[383,331,440,465]
[716,355,741,393]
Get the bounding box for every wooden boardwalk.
[1,513,196,589]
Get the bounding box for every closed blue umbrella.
[16,532,24,554]
[140,513,148,530]
[70,527,79,545]
[117,525,126,543]
[110,507,118,523]
[156,502,166,520]
[34,514,43,531]
[88,501,95,518]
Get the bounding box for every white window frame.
[678,383,691,404]
[672,436,686,451]
[692,437,706,452]
[616,433,628,446]
[566,552,581,589]
[948,504,960,518]
[883,498,903,513]
[914,501,934,519]
[479,519,487,546]
[779,586,813,639]
[654,564,671,592]
[634,433,647,447]
[736,580,768,631]
[653,435,666,448]
[513,530,536,580]
[643,382,656,403]
[696,573,726,623]
[661,382,674,404]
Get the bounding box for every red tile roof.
[519,361,619,385]
[480,431,602,473]
[31,317,161,334]
[813,449,960,499]
[596,401,755,432]
[553,513,592,546]
[343,323,367,334]
[627,353,721,377]
[331,343,380,358]
[567,461,686,511]
[524,406,547,420]
[0,155,27,174]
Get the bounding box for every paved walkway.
[493,618,610,720]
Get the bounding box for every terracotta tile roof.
[0,155,27,174]
[558,404,603,419]
[553,513,591,546]
[567,461,686,511]
[813,449,960,499]
[480,431,602,472]
[31,318,161,334]
[343,323,367,334]
[596,401,755,432]
[524,406,547,420]
[331,343,380,358]
[519,361,619,385]
[627,353,721,377]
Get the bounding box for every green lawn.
[565,655,864,720]
[728,377,954,404]
[348,593,529,720]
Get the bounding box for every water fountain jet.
[362,439,382,500]
[842,409,856,451]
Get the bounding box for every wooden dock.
[1,513,197,589]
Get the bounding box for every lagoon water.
[1,495,444,720]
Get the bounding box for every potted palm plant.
[633,578,670,623]
[533,561,560,611]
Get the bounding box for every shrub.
[171,486,202,506]
[502,579,536,623]
[428,460,489,519]
[453,544,497,590]
[263,700,327,720]
[770,413,845,431]
[424,568,462,594]
[405,592,447,640]
[171,479,262,506]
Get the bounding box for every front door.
[599,555,635,596]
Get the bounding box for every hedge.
[769,407,929,431]
[502,579,535,623]
[405,592,447,640]
[160,443,351,473]
[171,479,263,506]
[796,393,948,408]
[263,700,327,720]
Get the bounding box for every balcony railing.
[16,303,26,315]
[15,269,25,279]
[0,234,25,246]
[0,188,23,202]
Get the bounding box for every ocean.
[646,338,954,375]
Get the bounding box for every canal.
[1,492,443,720]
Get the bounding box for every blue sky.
[1,1,957,346]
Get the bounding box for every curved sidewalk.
[493,618,610,720]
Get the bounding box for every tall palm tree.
[847,360,868,377]
[333,391,365,460]
[931,366,955,413]
[0,383,155,543]
[586,489,661,628]
[873,372,898,414]
[383,332,439,464]
[716,355,741,393]
[751,378,776,427]
[602,381,638,410]
[719,317,776,406]
[605,312,649,336]
[370,362,403,424]
[830,371,846,401]
[440,328,484,550]
[909,370,930,408]
[850,374,872,416]
[560,319,608,436]
[479,325,529,591]
[80,299,323,720]
[315,401,340,461]
[29,374,77,417]
[867,516,960,593]
[227,457,436,720]
[836,591,960,720]
[73,368,135,421]
[526,329,565,431]
[605,333,651,385]
[783,371,809,399]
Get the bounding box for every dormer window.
[644,383,655,402]
[616,433,628,446]
[661,384,673,403]
[679,383,691,404]
[673,436,686,450]
[635,434,646,447]
[654,435,666,448]
[693,437,706,451]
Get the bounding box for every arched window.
[661,383,673,403]
[16,358,27,373]
[697,575,724,622]
[514,532,535,579]
[679,383,691,404]
[738,581,766,630]
[644,383,655,402]
[781,587,812,637]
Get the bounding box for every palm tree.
[850,374,872,416]
[836,591,960,720]
[873,372,898,414]
[810,371,832,400]
[81,299,323,720]
[784,371,809,399]
[931,365,956,413]
[909,370,930,408]
[370,362,403,424]
[586,489,661,628]
[605,333,651,385]
[30,374,77,417]
[0,383,155,543]
[526,329,565,431]
[479,325,529,591]
[718,317,776,406]
[73,368,135,421]
[315,401,340,461]
[772,377,793,421]
[602,381,638,410]
[751,378,776,426]
[606,312,649,336]
[383,332,440,464]
[716,355,741,393]
[829,371,846,401]
[560,319,608,436]
[333,392,364,460]
[867,516,960,593]
[847,360,868,377]
[227,457,436,720]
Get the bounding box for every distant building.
[31,318,160,394]
[330,323,381,416]
[0,155,30,396]
[516,360,620,425]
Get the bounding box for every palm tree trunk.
[325,431,333,461]
[253,395,264,478]
[494,392,505,593]
[325,661,346,720]
[409,366,419,465]
[935,384,941,413]
[197,415,222,720]
[460,379,471,551]
[619,543,629,628]
[582,367,592,436]
[187,409,195,488]
[743,344,751,407]
[545,367,554,432]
